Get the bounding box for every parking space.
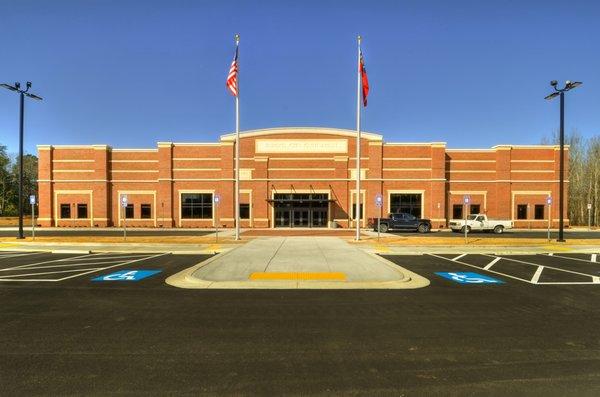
[0,252,169,282]
[423,252,600,285]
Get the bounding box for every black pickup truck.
[368,213,432,233]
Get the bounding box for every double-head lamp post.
[544,80,582,243]
[0,82,43,239]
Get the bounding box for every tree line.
[542,130,600,226]
[0,144,38,216]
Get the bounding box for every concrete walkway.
[166,237,429,289]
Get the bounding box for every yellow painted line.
[202,244,221,253]
[544,245,572,252]
[373,244,390,253]
[0,243,17,248]
[249,272,346,281]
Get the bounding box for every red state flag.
[360,50,369,107]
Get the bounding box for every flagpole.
[355,35,361,241]
[235,33,240,241]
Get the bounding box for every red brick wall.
[37,128,568,229]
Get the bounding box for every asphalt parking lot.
[1,251,600,395]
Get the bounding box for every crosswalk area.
[428,252,600,285]
[0,251,166,282]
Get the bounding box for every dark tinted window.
[517,204,528,220]
[534,204,544,220]
[352,204,363,220]
[181,193,213,219]
[60,204,71,219]
[470,204,480,215]
[141,204,152,219]
[390,194,421,218]
[240,204,250,219]
[453,204,463,219]
[125,204,134,219]
[77,204,87,219]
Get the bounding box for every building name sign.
[255,139,348,154]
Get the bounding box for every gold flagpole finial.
[357,35,361,44]
[235,34,240,44]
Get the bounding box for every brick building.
[37,127,568,229]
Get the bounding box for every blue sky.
[1,0,599,154]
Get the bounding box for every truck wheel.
[493,225,504,234]
[460,226,471,234]
[418,223,430,233]
[378,223,389,233]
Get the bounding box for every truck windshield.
[467,215,478,220]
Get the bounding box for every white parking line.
[0,252,167,282]
[57,253,168,281]
[58,254,152,262]
[481,254,599,280]
[452,253,467,261]
[0,253,106,272]
[428,253,600,285]
[541,253,600,264]
[7,259,153,271]
[484,257,501,270]
[0,268,101,279]
[427,253,531,283]
[531,266,544,284]
[0,252,45,260]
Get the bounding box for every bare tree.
[543,130,600,226]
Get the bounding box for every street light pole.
[1,82,43,240]
[544,80,582,243]
[18,91,24,239]
[558,91,565,242]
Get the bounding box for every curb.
[165,246,430,290]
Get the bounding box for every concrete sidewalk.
[166,237,429,289]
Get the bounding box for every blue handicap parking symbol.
[92,270,161,282]
[435,272,504,284]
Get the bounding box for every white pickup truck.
[449,214,513,234]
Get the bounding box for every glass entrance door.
[292,208,310,227]
[274,207,291,227]
[311,209,328,227]
[273,194,329,228]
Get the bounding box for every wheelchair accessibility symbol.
[435,272,504,284]
[92,270,161,282]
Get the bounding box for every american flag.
[360,49,369,107]
[226,46,239,97]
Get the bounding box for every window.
[352,203,364,220]
[181,193,213,219]
[77,204,88,219]
[470,204,480,215]
[390,194,422,218]
[239,203,250,219]
[141,204,152,219]
[453,204,463,219]
[517,204,528,220]
[60,204,71,219]
[535,204,545,220]
[125,204,134,219]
